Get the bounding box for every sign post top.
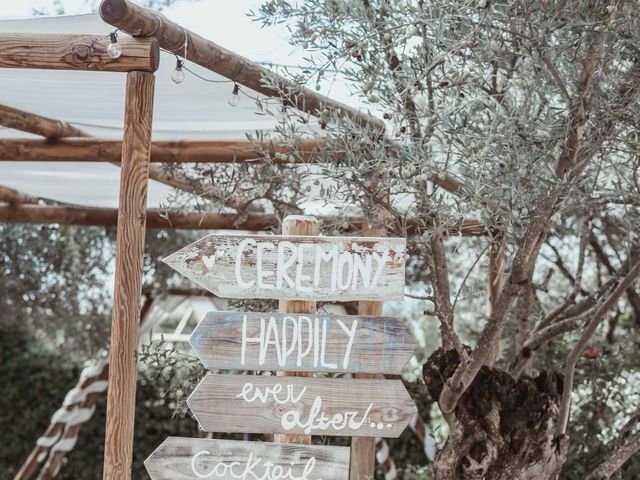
[163,233,406,302]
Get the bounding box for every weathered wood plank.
[102,71,155,480]
[0,33,159,72]
[187,374,416,438]
[163,234,406,301]
[190,312,416,375]
[145,437,350,480]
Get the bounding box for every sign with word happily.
[163,234,406,301]
[145,437,350,480]
[191,312,416,374]
[187,374,416,438]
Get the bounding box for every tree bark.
[424,349,567,480]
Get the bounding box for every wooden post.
[103,71,155,480]
[350,225,386,480]
[273,215,320,445]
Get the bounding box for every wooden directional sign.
[190,312,416,374]
[163,234,406,301]
[145,437,350,479]
[187,374,417,438]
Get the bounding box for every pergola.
[0,2,485,479]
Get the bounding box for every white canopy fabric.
[0,13,319,208]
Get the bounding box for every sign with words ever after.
[190,312,416,374]
[187,374,416,438]
[145,437,350,480]
[163,234,406,301]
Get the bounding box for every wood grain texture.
[0,205,280,230]
[190,312,416,375]
[100,0,384,131]
[187,374,417,438]
[274,215,319,445]
[0,103,88,139]
[0,204,488,236]
[144,437,350,480]
[351,226,386,480]
[0,138,322,163]
[163,233,406,302]
[103,71,155,480]
[0,33,158,72]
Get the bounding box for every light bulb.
[229,83,241,107]
[171,60,185,84]
[107,32,122,59]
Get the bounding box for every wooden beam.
[0,185,38,204]
[99,0,384,132]
[0,104,88,138]
[0,204,487,235]
[103,71,155,480]
[0,103,212,195]
[0,205,279,229]
[0,138,322,163]
[0,33,159,72]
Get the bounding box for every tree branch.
[585,414,640,480]
[557,259,640,436]
[428,230,466,358]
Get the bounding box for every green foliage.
[0,324,201,479]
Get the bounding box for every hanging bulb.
[106,32,122,59]
[229,83,241,107]
[171,59,185,84]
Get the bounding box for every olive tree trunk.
[423,349,568,480]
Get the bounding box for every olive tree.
[235,1,640,478]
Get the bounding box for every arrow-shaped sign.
[145,437,350,479]
[163,234,406,301]
[190,312,416,375]
[187,374,417,438]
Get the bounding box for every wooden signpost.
[162,233,406,301]
[147,215,416,479]
[190,312,416,374]
[188,374,416,437]
[145,437,350,480]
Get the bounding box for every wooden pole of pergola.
[0,138,322,163]
[102,71,155,480]
[0,204,488,236]
[0,103,219,195]
[99,0,385,133]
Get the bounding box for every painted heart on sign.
[202,255,216,270]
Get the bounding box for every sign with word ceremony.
[162,233,406,301]
[147,218,416,480]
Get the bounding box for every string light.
[171,58,185,84]
[106,31,122,59]
[229,83,241,107]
